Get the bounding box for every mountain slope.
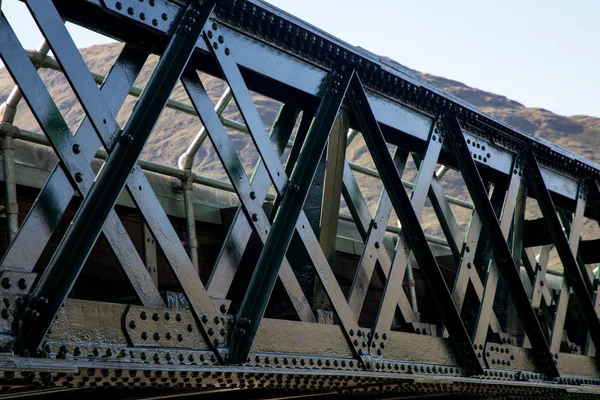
[1,44,599,270]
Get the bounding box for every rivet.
[140,311,147,320]
[153,332,160,341]
[129,320,136,329]
[141,332,148,340]
[75,172,83,183]
[152,312,159,321]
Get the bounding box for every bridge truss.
[0,0,599,398]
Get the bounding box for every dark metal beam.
[181,70,316,323]
[15,0,216,356]
[0,23,164,308]
[228,68,353,363]
[445,115,559,377]
[526,154,600,355]
[348,75,483,376]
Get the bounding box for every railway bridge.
[0,0,599,398]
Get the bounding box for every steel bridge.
[0,0,599,398]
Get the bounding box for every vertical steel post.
[16,1,215,355]
[318,109,349,263]
[313,110,349,323]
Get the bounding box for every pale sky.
[2,0,599,118]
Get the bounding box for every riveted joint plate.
[102,0,179,32]
[0,294,20,338]
[124,305,228,349]
[0,271,37,295]
[484,343,536,373]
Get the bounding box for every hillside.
[1,43,599,270]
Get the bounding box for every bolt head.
[1,278,10,289]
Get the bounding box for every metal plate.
[124,305,219,349]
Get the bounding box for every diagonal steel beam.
[349,125,445,332]
[342,163,372,240]
[548,190,586,353]
[206,26,369,365]
[473,156,522,346]
[526,155,600,355]
[585,179,600,356]
[227,68,354,363]
[347,149,407,318]
[349,76,483,375]
[23,0,120,149]
[205,106,309,305]
[181,70,315,323]
[527,246,554,310]
[0,16,164,307]
[24,0,226,326]
[431,174,504,338]
[15,0,217,356]
[341,159,418,324]
[446,115,559,377]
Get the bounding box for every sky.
[2,0,599,118]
